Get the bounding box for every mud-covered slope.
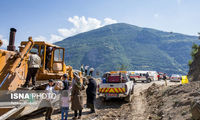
[145,82,200,120]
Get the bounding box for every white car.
[170,74,181,82]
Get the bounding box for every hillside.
[55,23,198,74]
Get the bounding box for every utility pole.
[198,32,200,40]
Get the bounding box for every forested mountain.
[55,23,198,74]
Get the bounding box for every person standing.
[145,72,150,83]
[145,72,149,79]
[86,76,97,113]
[23,51,41,87]
[60,74,70,120]
[45,79,56,120]
[89,67,94,76]
[71,76,84,120]
[45,47,55,70]
[84,65,89,76]
[80,64,84,75]
[163,73,167,86]
[62,74,69,90]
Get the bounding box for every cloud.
[58,28,76,38]
[33,35,64,43]
[57,16,117,38]
[34,16,117,43]
[34,36,47,41]
[154,13,159,18]
[50,34,64,42]
[177,0,182,4]
[103,18,117,25]
[0,34,8,48]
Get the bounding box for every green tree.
[189,43,199,66]
[191,43,199,60]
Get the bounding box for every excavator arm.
[0,37,34,90]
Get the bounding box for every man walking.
[86,76,97,113]
[23,51,41,87]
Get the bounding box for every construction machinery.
[0,28,82,119]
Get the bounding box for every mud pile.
[145,82,200,120]
[82,98,135,120]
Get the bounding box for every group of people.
[21,50,97,120]
[81,64,94,76]
[44,73,97,120]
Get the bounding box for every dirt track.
[28,80,180,120]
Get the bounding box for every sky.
[0,0,200,48]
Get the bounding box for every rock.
[191,100,200,120]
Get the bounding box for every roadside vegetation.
[188,43,199,66]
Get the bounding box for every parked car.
[128,71,152,83]
[170,74,181,82]
[148,71,158,81]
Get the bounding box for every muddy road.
[27,80,180,120]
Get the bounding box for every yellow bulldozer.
[0,28,82,119]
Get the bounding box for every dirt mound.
[82,97,135,120]
[145,83,162,97]
[145,82,200,120]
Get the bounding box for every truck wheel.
[125,93,132,102]
[147,78,151,83]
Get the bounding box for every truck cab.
[20,41,74,81]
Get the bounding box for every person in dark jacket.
[145,72,149,79]
[86,76,97,113]
[62,74,69,90]
[84,65,89,76]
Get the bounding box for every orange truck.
[98,71,134,102]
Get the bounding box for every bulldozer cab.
[20,41,67,80]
